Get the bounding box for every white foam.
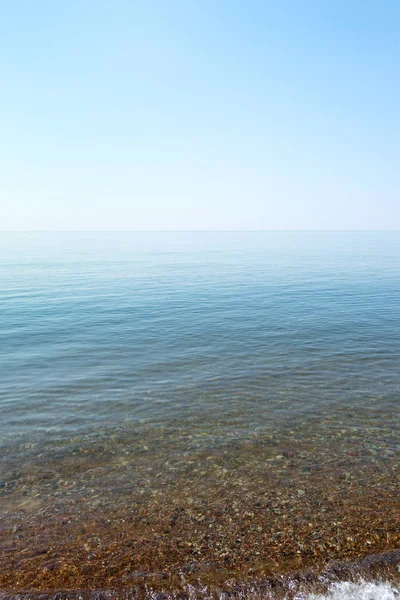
[307,580,400,600]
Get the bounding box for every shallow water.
[0,232,399,592]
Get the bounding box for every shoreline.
[0,550,399,599]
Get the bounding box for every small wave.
[1,581,399,600]
[307,580,400,600]
[0,552,398,600]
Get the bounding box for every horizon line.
[1,229,400,234]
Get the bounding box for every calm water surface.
[0,231,399,467]
[0,232,399,595]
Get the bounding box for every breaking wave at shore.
[0,580,399,600]
[0,551,398,600]
[308,580,399,600]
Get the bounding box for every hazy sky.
[1,1,399,230]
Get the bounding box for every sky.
[0,0,399,231]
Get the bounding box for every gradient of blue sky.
[1,0,399,230]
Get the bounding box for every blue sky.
[1,0,399,230]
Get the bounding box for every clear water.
[1,231,399,448]
[0,232,399,593]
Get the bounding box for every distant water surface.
[0,231,399,448]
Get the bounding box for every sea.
[0,232,399,599]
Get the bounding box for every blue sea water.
[0,232,399,595]
[0,231,399,450]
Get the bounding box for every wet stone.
[0,427,398,593]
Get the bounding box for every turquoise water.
[0,231,399,451]
[0,232,399,595]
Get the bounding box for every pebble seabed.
[0,427,399,598]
